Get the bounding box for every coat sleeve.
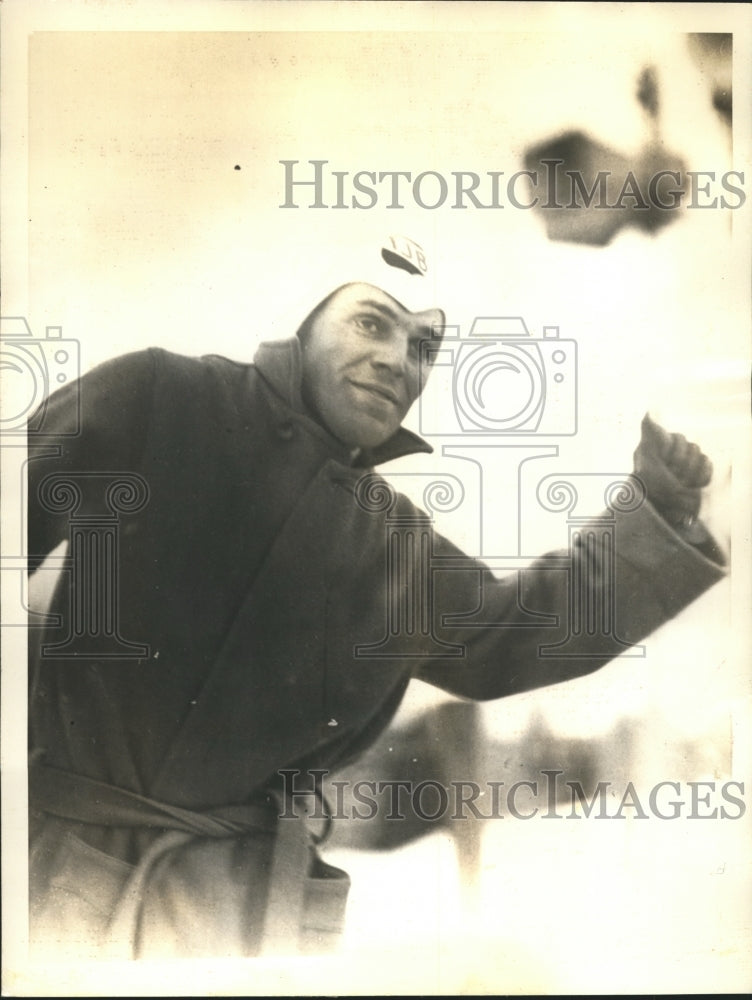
[414,499,727,701]
[27,350,157,568]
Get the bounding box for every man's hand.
[633,413,713,530]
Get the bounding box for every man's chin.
[344,417,398,451]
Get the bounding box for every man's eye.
[355,315,383,335]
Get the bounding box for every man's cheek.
[406,372,422,406]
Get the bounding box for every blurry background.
[5,8,750,995]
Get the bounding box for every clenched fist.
[633,413,713,530]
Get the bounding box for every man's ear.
[419,308,446,370]
[427,308,446,337]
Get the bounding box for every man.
[26,238,725,959]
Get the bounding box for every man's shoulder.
[96,347,257,393]
[149,347,253,380]
[96,346,251,369]
[72,350,263,434]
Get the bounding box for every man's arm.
[415,417,727,701]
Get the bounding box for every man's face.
[300,283,444,450]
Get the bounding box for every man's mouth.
[349,380,402,407]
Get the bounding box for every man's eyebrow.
[354,298,436,339]
[354,299,400,321]
[356,299,433,340]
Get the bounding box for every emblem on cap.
[381,235,428,276]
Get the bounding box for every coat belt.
[29,761,279,836]
[29,762,332,957]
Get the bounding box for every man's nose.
[371,332,409,375]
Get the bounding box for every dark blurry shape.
[326,700,482,852]
[523,130,686,246]
[523,61,695,246]
[505,710,636,803]
[712,89,732,126]
[636,65,660,121]
[325,695,727,915]
[325,702,638,849]
[688,33,732,127]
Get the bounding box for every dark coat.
[28,339,724,818]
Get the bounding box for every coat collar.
[253,337,434,467]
